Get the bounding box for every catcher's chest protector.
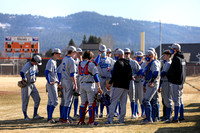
[78,61,97,76]
[78,61,90,76]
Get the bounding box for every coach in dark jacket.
[105,49,133,124]
[167,43,186,123]
[109,55,132,89]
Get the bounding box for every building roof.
[155,43,200,63]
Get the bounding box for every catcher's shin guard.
[78,101,88,125]
[87,102,97,125]
[78,106,86,125]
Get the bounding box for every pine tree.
[68,39,76,47]
[45,48,52,57]
[82,35,87,44]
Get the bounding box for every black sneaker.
[179,117,185,121]
[171,119,179,123]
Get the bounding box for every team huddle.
[19,43,186,125]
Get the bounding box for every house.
[79,43,100,57]
[155,43,200,63]
[155,43,200,76]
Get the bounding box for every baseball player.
[124,48,140,119]
[148,48,161,122]
[45,48,61,123]
[72,48,83,118]
[113,48,121,117]
[20,54,44,121]
[106,48,112,57]
[77,50,102,125]
[158,50,173,122]
[167,43,186,123]
[141,50,160,124]
[134,51,146,118]
[97,44,115,118]
[59,46,78,124]
[57,64,64,120]
[105,49,133,124]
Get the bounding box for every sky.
[0,0,200,27]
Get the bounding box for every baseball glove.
[57,88,63,98]
[18,80,27,88]
[58,84,63,90]
[72,89,80,96]
[94,92,102,102]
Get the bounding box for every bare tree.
[102,34,115,50]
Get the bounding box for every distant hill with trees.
[0,11,200,53]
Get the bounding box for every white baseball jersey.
[97,57,115,79]
[21,61,38,83]
[129,58,141,77]
[61,56,76,80]
[161,60,172,81]
[79,60,98,83]
[45,58,59,83]
[74,58,80,77]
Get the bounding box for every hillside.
[0,11,200,52]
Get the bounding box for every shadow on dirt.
[155,103,200,133]
[0,103,200,131]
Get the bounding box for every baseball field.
[0,76,200,133]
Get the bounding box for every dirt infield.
[0,76,200,133]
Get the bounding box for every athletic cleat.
[141,114,146,119]
[87,121,98,125]
[161,117,166,121]
[59,118,64,123]
[77,121,86,125]
[179,117,185,121]
[33,114,44,120]
[95,114,99,118]
[141,119,153,124]
[62,119,73,124]
[135,113,139,118]
[114,113,118,117]
[48,119,57,124]
[137,113,140,116]
[99,113,103,118]
[118,121,125,124]
[117,115,120,119]
[131,115,137,119]
[171,119,179,123]
[165,119,172,123]
[153,118,158,122]
[69,116,76,121]
[74,114,80,119]
[104,121,113,124]
[24,116,31,121]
